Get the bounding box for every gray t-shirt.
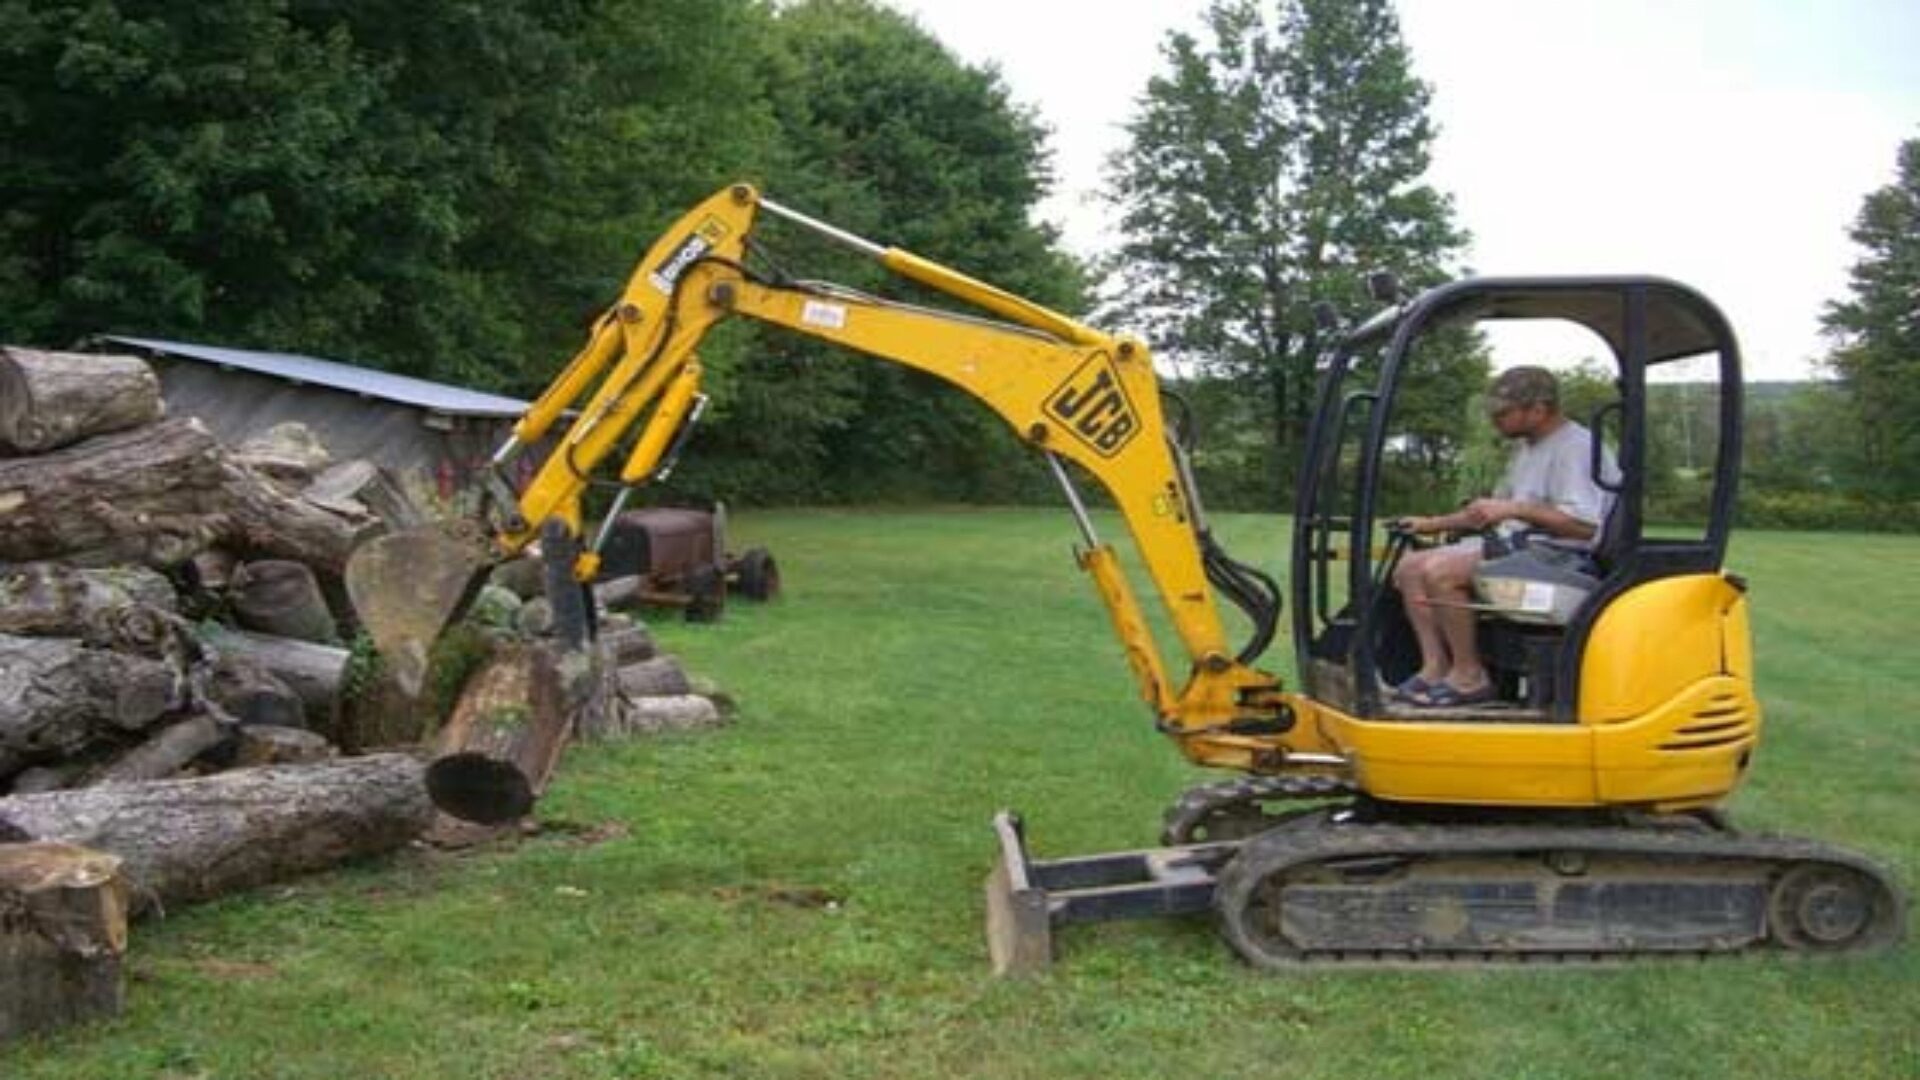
[1496,419,1619,543]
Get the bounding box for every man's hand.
[1461,498,1524,530]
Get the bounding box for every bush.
[1735,491,1920,533]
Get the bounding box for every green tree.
[0,0,778,393]
[1821,135,1920,497]
[0,1,403,349]
[1106,0,1471,497]
[673,0,1086,504]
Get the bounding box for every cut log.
[0,417,363,570]
[0,635,182,772]
[231,726,334,768]
[514,598,555,638]
[424,643,589,835]
[6,764,82,796]
[0,347,163,455]
[304,460,424,531]
[592,574,646,610]
[188,548,238,592]
[0,754,431,913]
[0,842,129,1041]
[489,556,546,601]
[232,422,331,484]
[87,715,229,786]
[230,559,338,644]
[600,626,657,667]
[199,626,347,730]
[583,694,723,739]
[616,655,691,698]
[199,654,305,730]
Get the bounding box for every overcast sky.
[883,0,1919,380]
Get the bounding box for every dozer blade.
[345,526,495,697]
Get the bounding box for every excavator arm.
[355,183,1329,772]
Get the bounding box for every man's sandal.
[1417,681,1498,708]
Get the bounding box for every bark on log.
[0,347,162,455]
[230,559,338,644]
[582,693,723,740]
[0,418,362,570]
[0,842,129,1041]
[0,754,431,913]
[424,643,588,834]
[615,655,691,698]
[0,564,180,655]
[0,635,182,773]
[87,715,228,786]
[199,627,347,729]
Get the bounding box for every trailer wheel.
[735,547,780,601]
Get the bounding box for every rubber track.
[1214,819,1909,968]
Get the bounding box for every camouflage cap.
[1486,365,1559,412]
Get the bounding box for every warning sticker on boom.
[1043,353,1140,457]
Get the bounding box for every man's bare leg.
[1420,546,1491,692]
[1394,552,1451,683]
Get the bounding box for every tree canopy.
[1821,135,1920,499]
[1105,0,1476,498]
[0,0,1904,524]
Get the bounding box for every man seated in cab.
[1390,365,1616,707]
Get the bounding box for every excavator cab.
[1293,276,1743,726]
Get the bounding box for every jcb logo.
[1045,353,1140,457]
[648,216,732,295]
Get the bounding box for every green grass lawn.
[6,509,1916,1079]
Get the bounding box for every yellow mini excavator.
[347,183,1906,971]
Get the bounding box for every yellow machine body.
[1294,575,1759,811]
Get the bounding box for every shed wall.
[153,360,508,496]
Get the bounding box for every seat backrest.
[1586,402,1627,571]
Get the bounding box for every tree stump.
[0,347,162,455]
[0,842,129,1041]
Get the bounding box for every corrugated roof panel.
[99,335,530,418]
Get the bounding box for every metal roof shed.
[97,336,530,498]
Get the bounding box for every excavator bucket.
[344,526,495,697]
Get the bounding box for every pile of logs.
[1,345,737,1038]
[0,347,405,796]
